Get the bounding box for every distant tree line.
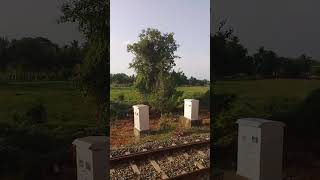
[212,20,320,80]
[171,70,209,86]
[110,73,135,86]
[111,71,209,87]
[0,36,85,81]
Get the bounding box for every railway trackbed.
[110,139,210,180]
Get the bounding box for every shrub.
[117,93,125,102]
[158,114,176,132]
[212,93,237,116]
[12,102,47,127]
[289,88,320,141]
[148,88,183,115]
[198,90,210,109]
[0,125,67,179]
[213,96,299,145]
[110,101,130,121]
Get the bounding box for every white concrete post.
[72,136,109,180]
[236,118,285,180]
[133,104,150,132]
[184,99,199,120]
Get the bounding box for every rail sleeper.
[194,161,205,169]
[198,150,206,157]
[130,163,140,175]
[150,160,169,179]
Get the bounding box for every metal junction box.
[133,104,149,131]
[184,99,199,120]
[236,118,285,180]
[72,136,109,180]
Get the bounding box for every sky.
[212,0,320,60]
[0,0,83,46]
[111,0,210,80]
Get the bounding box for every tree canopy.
[59,0,109,120]
[212,20,318,80]
[127,28,182,114]
[0,37,83,81]
[128,28,180,94]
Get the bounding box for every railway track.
[110,139,210,180]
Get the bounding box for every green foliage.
[0,37,84,81]
[109,85,209,121]
[213,93,237,116]
[0,110,107,179]
[158,114,176,132]
[111,73,135,86]
[287,88,320,141]
[127,28,182,114]
[60,0,109,123]
[0,124,64,179]
[117,93,125,102]
[0,81,97,125]
[110,102,130,121]
[110,86,143,104]
[12,102,47,127]
[127,28,179,93]
[147,75,183,114]
[212,21,251,79]
[213,97,293,147]
[171,70,188,86]
[213,79,320,141]
[190,90,210,109]
[212,20,317,80]
[59,0,109,41]
[0,81,108,179]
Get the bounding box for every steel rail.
[110,139,210,166]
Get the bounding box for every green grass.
[0,81,97,126]
[3,79,317,126]
[213,79,320,143]
[177,86,209,98]
[110,86,142,104]
[214,79,320,100]
[2,79,318,124]
[0,82,209,125]
[110,85,209,105]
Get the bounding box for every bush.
[0,125,67,179]
[1,103,108,179]
[110,101,130,121]
[289,88,320,141]
[212,93,237,116]
[12,102,47,127]
[148,87,183,115]
[117,93,125,102]
[198,90,210,109]
[158,114,176,132]
[214,96,299,145]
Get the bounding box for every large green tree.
[59,0,109,126]
[127,28,182,114]
[212,20,252,79]
[171,70,188,86]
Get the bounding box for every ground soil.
[110,109,210,148]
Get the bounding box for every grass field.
[1,79,319,125]
[0,81,97,126]
[214,79,320,99]
[110,85,209,105]
[0,81,209,125]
